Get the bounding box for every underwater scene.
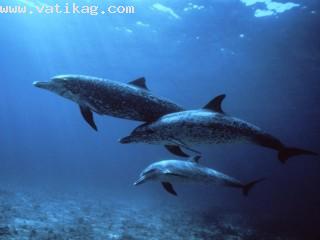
[0,0,320,239]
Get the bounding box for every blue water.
[0,0,319,239]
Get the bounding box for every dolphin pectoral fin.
[128,77,149,91]
[189,155,201,163]
[165,145,190,157]
[161,182,177,196]
[182,145,202,155]
[203,94,226,114]
[169,138,202,156]
[79,105,98,131]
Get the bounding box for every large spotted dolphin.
[33,75,184,131]
[120,94,317,163]
[134,157,265,196]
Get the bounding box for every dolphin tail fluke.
[242,178,265,196]
[278,147,317,164]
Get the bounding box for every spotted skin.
[121,102,317,162]
[133,160,265,197]
[124,110,265,146]
[139,160,244,188]
[34,75,184,123]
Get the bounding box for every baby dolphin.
[120,94,317,163]
[33,75,184,131]
[134,157,265,196]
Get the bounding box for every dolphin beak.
[33,81,50,90]
[119,136,133,144]
[133,176,146,186]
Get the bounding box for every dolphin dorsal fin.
[129,77,149,90]
[203,94,226,114]
[189,155,201,163]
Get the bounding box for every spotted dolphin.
[33,75,184,131]
[120,94,317,163]
[134,157,265,196]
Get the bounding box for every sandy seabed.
[0,187,311,240]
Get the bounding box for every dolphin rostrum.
[134,157,265,196]
[33,75,184,131]
[120,94,317,163]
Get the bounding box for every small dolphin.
[134,157,265,196]
[120,94,317,163]
[33,75,184,131]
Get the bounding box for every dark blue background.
[0,0,319,237]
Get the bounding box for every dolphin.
[33,75,184,131]
[134,157,265,196]
[120,94,317,163]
